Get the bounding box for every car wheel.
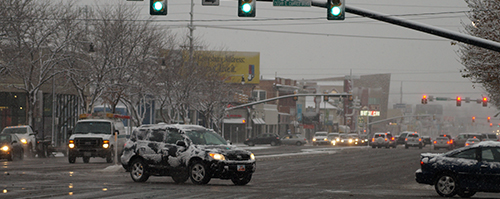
[171,169,189,184]
[270,141,277,146]
[435,173,458,197]
[296,141,303,146]
[68,156,76,164]
[106,151,114,163]
[130,158,150,182]
[231,173,252,186]
[83,157,90,163]
[190,160,211,185]
[457,189,476,198]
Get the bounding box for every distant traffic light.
[472,116,475,123]
[293,90,298,101]
[323,95,329,102]
[327,0,345,20]
[456,96,461,107]
[488,116,491,123]
[238,0,255,17]
[483,97,488,107]
[421,95,428,104]
[150,0,167,15]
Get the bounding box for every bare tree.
[459,0,500,108]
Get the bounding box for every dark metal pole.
[310,1,500,52]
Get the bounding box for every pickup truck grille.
[75,138,102,148]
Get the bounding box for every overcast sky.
[75,0,498,121]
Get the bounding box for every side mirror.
[114,130,119,135]
[11,140,17,144]
[176,140,187,147]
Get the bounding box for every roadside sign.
[273,0,311,7]
[202,0,219,6]
[435,97,449,101]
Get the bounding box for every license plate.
[84,152,91,157]
[237,165,245,172]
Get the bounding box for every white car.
[405,133,423,149]
[312,132,329,146]
[1,125,36,157]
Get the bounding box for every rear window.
[408,134,419,138]
[486,134,497,139]
[374,134,385,138]
[436,137,449,141]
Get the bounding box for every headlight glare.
[103,143,109,148]
[250,153,255,160]
[20,139,27,144]
[1,146,9,151]
[209,153,226,161]
[312,138,317,142]
[68,143,75,149]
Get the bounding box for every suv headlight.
[68,140,75,149]
[1,146,9,151]
[312,138,317,142]
[103,140,110,149]
[209,153,226,161]
[20,139,27,144]
[250,153,255,160]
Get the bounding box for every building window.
[252,90,266,101]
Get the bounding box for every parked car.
[0,134,24,161]
[433,137,453,150]
[0,125,36,157]
[312,132,329,146]
[405,132,423,149]
[455,133,483,148]
[465,138,481,146]
[280,134,307,146]
[415,141,500,197]
[396,131,412,145]
[244,133,281,146]
[121,124,256,185]
[327,133,340,146]
[370,132,396,148]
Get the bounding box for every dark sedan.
[244,133,281,146]
[0,134,24,161]
[415,141,500,198]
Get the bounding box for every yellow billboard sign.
[196,51,260,84]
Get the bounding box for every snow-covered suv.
[121,124,256,185]
[370,132,396,148]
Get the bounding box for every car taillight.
[434,141,437,144]
[450,140,453,144]
[372,138,375,142]
[391,137,394,141]
[405,138,408,141]
[419,138,422,142]
[420,161,424,166]
[466,143,469,146]
[384,138,387,141]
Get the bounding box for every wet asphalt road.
[1,144,499,199]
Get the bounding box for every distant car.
[244,133,281,146]
[327,133,340,146]
[312,132,329,146]
[347,133,361,146]
[405,132,423,149]
[433,137,453,150]
[359,135,369,146]
[455,133,483,147]
[482,133,498,141]
[465,138,480,146]
[370,132,396,148]
[0,125,36,157]
[422,136,432,146]
[0,134,24,161]
[280,134,307,146]
[396,131,411,145]
[415,141,500,197]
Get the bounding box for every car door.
[281,135,291,145]
[256,134,267,144]
[161,128,187,168]
[448,147,481,189]
[141,129,165,165]
[478,147,500,191]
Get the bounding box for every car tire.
[83,157,90,163]
[296,141,303,146]
[171,169,189,184]
[457,189,476,198]
[231,173,252,186]
[106,151,114,163]
[130,158,150,182]
[270,141,277,146]
[68,156,76,164]
[435,173,458,197]
[190,160,211,185]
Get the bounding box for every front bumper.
[0,151,11,159]
[415,169,434,185]
[68,147,112,158]
[210,161,256,179]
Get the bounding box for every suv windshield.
[1,127,27,134]
[186,130,227,145]
[74,122,111,134]
[315,133,327,137]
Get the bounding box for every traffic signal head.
[150,0,167,15]
[456,96,461,107]
[488,116,491,123]
[293,90,298,101]
[327,0,345,20]
[323,95,329,102]
[421,95,428,104]
[472,116,475,122]
[483,97,488,107]
[238,0,255,17]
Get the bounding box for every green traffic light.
[331,6,341,16]
[153,1,163,11]
[242,3,252,13]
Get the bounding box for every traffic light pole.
[225,93,352,111]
